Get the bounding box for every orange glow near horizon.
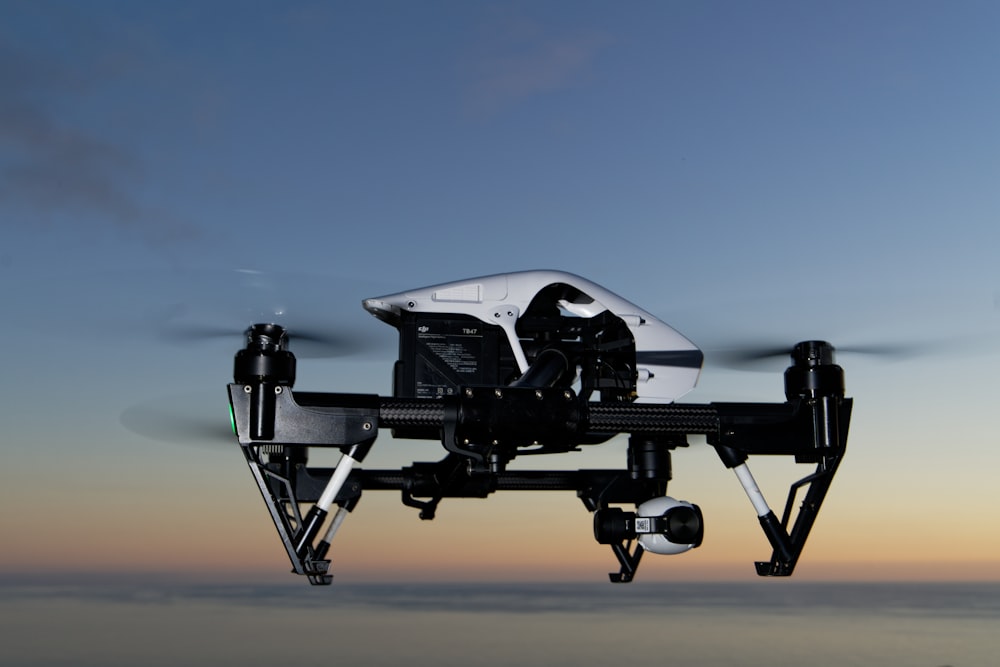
[5,485,999,584]
[5,431,998,584]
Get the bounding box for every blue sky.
[2,1,999,582]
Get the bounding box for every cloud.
[0,100,141,220]
[4,579,996,619]
[0,41,200,246]
[461,19,612,117]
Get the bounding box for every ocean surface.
[2,579,997,666]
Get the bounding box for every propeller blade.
[141,268,394,359]
[119,392,235,448]
[158,321,378,359]
[706,340,935,371]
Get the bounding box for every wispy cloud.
[4,579,997,618]
[0,99,141,220]
[0,41,199,246]
[461,17,612,117]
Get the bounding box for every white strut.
[733,462,772,517]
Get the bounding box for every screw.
[494,388,503,398]
[243,385,252,393]
[535,389,543,399]
[362,422,372,431]
[274,385,283,394]
[465,387,474,397]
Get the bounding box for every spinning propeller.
[707,339,932,371]
[120,391,233,447]
[152,268,389,358]
[117,268,392,446]
[159,320,372,359]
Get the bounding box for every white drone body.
[228,270,851,584]
[362,270,703,404]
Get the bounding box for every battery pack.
[394,312,517,398]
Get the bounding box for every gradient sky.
[2,1,999,584]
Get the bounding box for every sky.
[2,0,999,585]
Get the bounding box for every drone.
[227,270,851,585]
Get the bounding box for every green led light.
[229,404,236,435]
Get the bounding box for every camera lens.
[665,506,703,545]
[593,507,634,544]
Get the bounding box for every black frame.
[229,330,850,585]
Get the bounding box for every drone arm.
[708,394,852,576]
[229,385,380,584]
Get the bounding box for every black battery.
[393,312,517,399]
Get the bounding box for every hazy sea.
[2,579,997,666]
